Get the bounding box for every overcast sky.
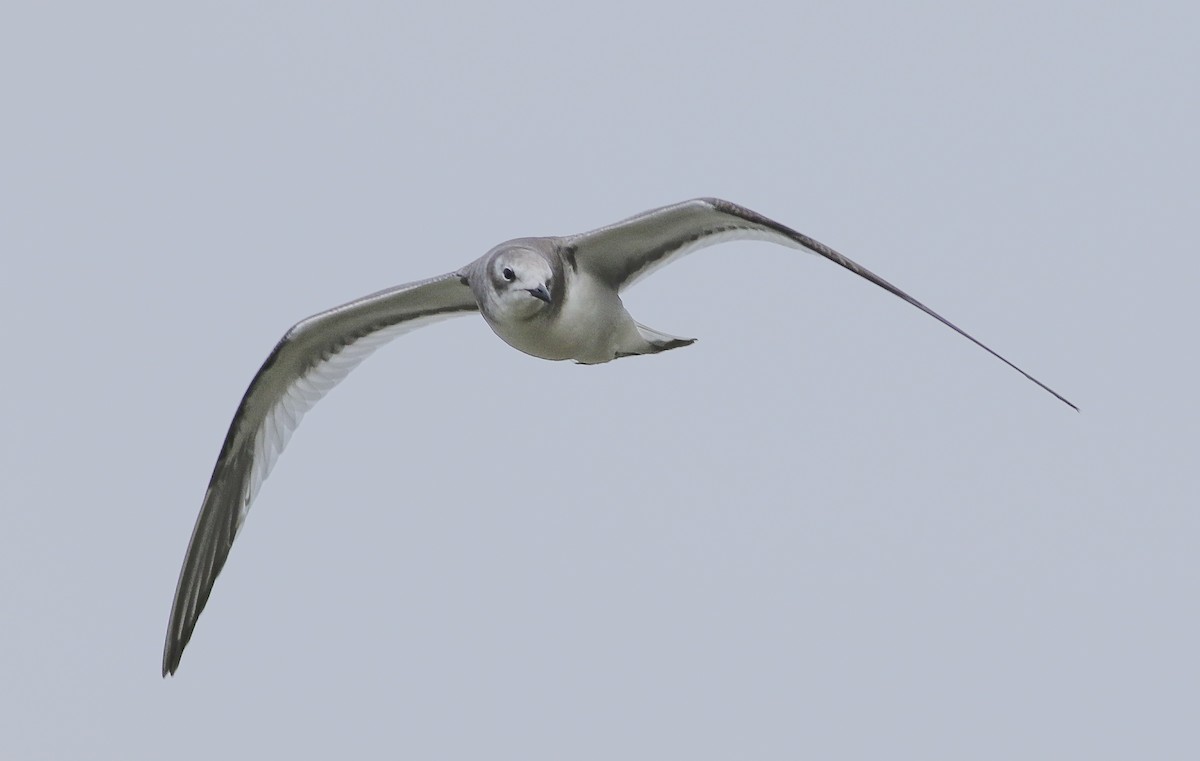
[2,2,1197,759]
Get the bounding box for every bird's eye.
[502,267,515,282]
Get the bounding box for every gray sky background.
[2,2,1196,759]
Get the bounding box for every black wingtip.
[1010,364,1078,412]
[1056,392,1080,413]
[162,642,180,677]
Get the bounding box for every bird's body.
[469,236,688,363]
[162,197,1076,676]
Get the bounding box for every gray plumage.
[163,197,1075,676]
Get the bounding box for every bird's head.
[482,245,555,318]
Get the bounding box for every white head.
[477,244,556,320]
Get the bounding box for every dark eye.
[502,267,515,282]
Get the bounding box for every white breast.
[485,269,638,364]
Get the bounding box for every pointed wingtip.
[1027,374,1078,412]
[162,629,186,677]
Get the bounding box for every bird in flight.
[162,197,1075,676]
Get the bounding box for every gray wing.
[163,272,478,676]
[563,197,1076,410]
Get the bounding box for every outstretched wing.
[163,272,478,676]
[563,197,1076,410]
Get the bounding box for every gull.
[162,197,1075,676]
